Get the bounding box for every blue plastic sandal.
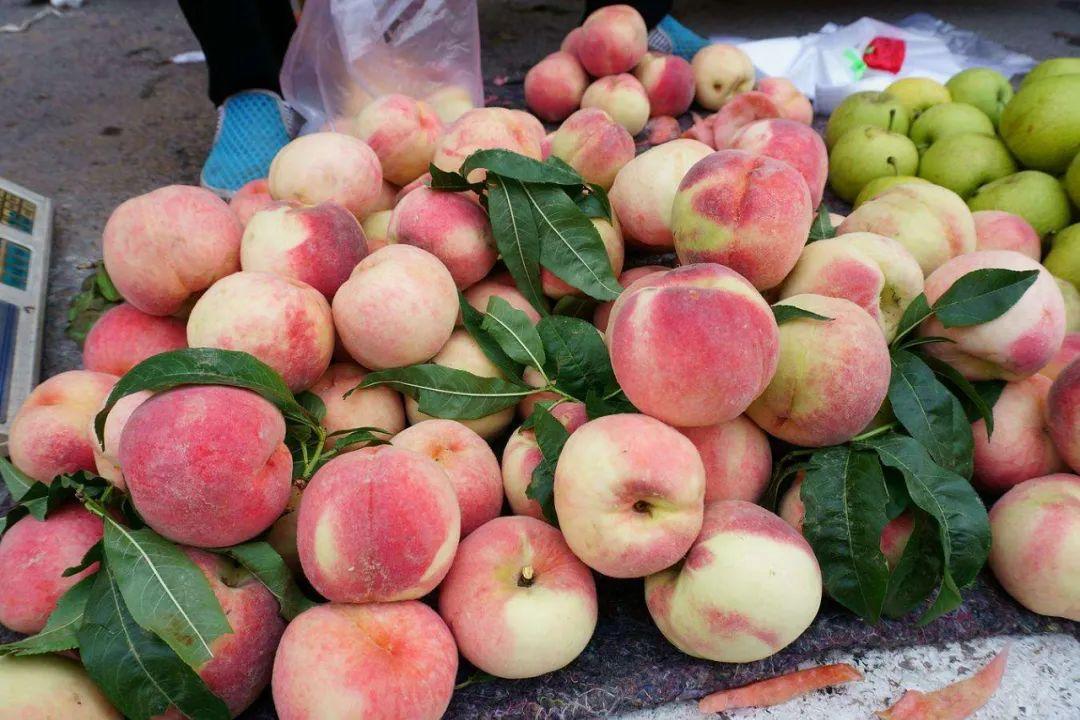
[200,90,297,198]
[649,16,710,62]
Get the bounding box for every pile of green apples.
[825,57,1080,293]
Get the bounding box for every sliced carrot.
[698,663,863,713]
[877,644,1011,720]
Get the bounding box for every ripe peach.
[432,107,543,176]
[439,516,597,678]
[607,264,779,427]
[9,370,116,484]
[634,52,695,117]
[462,278,542,324]
[920,251,1066,380]
[838,182,977,275]
[308,363,406,438]
[360,209,393,252]
[645,500,821,662]
[671,149,813,290]
[988,473,1079,620]
[592,264,667,332]
[711,92,781,148]
[731,118,829,206]
[83,302,187,376]
[332,245,458,370]
[229,178,274,227]
[268,132,384,218]
[404,329,517,439]
[525,51,589,123]
[367,180,398,216]
[1042,333,1080,380]
[756,76,814,124]
[0,505,103,634]
[973,375,1065,493]
[392,419,503,536]
[777,232,925,341]
[691,44,756,110]
[554,413,706,578]
[681,111,717,148]
[541,216,624,298]
[576,4,648,77]
[240,202,367,300]
[296,446,459,602]
[972,210,1041,260]
[678,415,772,503]
[501,402,588,520]
[388,185,497,289]
[119,386,292,547]
[272,602,457,720]
[352,94,443,186]
[608,138,712,249]
[187,271,334,392]
[90,390,151,490]
[581,74,651,136]
[561,26,585,59]
[747,294,891,446]
[0,655,119,719]
[645,115,682,145]
[102,185,242,316]
[424,84,475,124]
[1049,359,1080,472]
[266,487,303,575]
[516,365,562,421]
[549,108,636,190]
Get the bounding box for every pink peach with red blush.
[83,303,187,376]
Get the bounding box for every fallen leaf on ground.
[698,663,863,713]
[877,644,1010,720]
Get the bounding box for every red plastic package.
[864,36,906,73]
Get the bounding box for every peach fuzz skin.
[119,386,292,548]
[240,201,367,300]
[352,94,443,186]
[331,244,458,371]
[972,210,1041,260]
[0,505,103,634]
[920,251,1066,381]
[635,52,695,118]
[748,294,891,447]
[646,500,821,663]
[307,363,406,439]
[229,178,274,226]
[690,44,755,110]
[433,107,543,176]
[988,474,1080,621]
[439,516,598,679]
[710,92,781,148]
[8,369,117,484]
[553,413,706,578]
[502,402,588,520]
[576,4,647,77]
[731,118,828,207]
[525,51,588,123]
[388,185,497,290]
[186,271,334,392]
[83,302,187,376]
[272,602,457,720]
[549,108,636,191]
[972,375,1065,493]
[268,132,384,219]
[593,264,667,332]
[102,185,242,316]
[0,655,119,719]
[678,415,773,503]
[91,390,151,490]
[671,149,813,291]
[606,264,779,428]
[580,73,650,136]
[296,445,460,603]
[392,419,503,536]
[1048,359,1080,472]
[756,77,814,124]
[608,138,713,249]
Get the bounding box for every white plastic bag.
[281,0,483,133]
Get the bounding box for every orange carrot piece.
[877,644,1011,720]
[698,663,863,713]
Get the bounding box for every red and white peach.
[433,107,543,176]
[268,132,384,219]
[756,76,814,124]
[462,277,542,324]
[502,402,588,520]
[711,91,780,148]
[678,415,773,503]
[634,52,695,118]
[82,303,187,376]
[549,108,636,190]
[229,178,274,227]
[525,51,589,123]
[576,4,648,77]
[580,74,651,136]
[360,209,393,252]
[308,363,406,439]
[690,44,755,110]
[352,94,444,186]
[1049,358,1080,472]
[731,118,829,206]
[592,264,667,332]
[90,390,151,490]
[973,210,1042,260]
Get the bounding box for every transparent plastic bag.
[281,0,483,133]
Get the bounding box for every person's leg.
[178,0,298,196]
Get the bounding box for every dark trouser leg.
[583,0,673,28]
[177,0,297,106]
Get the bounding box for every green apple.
[828,125,919,203]
[1065,152,1080,210]
[1055,277,1080,332]
[968,171,1072,237]
[918,133,1017,198]
[885,77,952,118]
[999,74,1080,174]
[825,91,911,148]
[1020,57,1080,88]
[853,175,931,208]
[945,68,1013,127]
[909,102,994,153]
[1045,224,1080,290]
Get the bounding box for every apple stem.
[888,108,896,132]
[518,565,535,587]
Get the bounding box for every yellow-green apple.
[1046,224,1080,288]
[1000,75,1080,173]
[885,77,952,117]
[853,175,930,208]
[828,126,919,203]
[918,133,1017,198]
[824,91,910,148]
[908,102,995,152]
[1021,57,1080,87]
[946,68,1014,126]
[968,171,1072,237]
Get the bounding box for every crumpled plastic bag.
[281,0,483,133]
[729,15,1036,113]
